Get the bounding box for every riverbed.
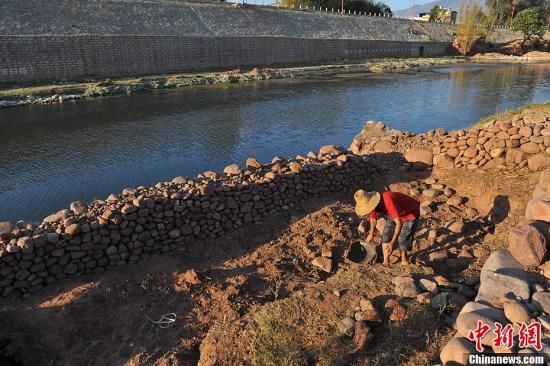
[1,63,549,222]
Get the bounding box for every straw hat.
[354,190,381,217]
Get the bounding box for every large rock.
[531,292,550,314]
[395,282,421,298]
[69,200,87,215]
[521,142,541,154]
[0,221,13,239]
[505,148,526,165]
[456,301,509,346]
[405,148,434,166]
[245,157,261,170]
[319,144,345,156]
[503,301,531,324]
[373,141,393,153]
[433,154,455,169]
[528,153,550,172]
[440,337,477,366]
[476,250,530,306]
[223,164,242,175]
[311,257,332,273]
[508,221,547,266]
[525,199,550,222]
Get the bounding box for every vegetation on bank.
[472,101,550,127]
[278,0,392,15]
[0,57,465,107]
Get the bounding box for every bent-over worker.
[354,189,420,265]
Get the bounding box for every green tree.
[455,2,489,54]
[429,5,443,21]
[512,7,547,42]
[485,0,548,26]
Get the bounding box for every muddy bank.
[0,57,464,110]
[472,51,550,63]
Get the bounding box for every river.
[0,63,549,222]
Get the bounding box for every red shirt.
[369,191,420,222]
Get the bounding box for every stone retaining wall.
[351,114,550,172]
[0,35,450,83]
[0,145,382,297]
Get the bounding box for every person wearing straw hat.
[354,189,420,266]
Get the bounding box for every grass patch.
[471,102,550,128]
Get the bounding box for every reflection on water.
[0,63,549,222]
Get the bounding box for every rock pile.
[0,144,384,297]
[439,169,550,365]
[351,115,550,171]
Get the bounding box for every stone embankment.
[0,144,379,298]
[438,170,550,365]
[351,114,550,172]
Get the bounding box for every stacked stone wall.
[351,114,550,172]
[0,145,382,297]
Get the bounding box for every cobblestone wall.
[0,35,449,83]
[0,145,383,297]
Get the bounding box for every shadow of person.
[485,194,511,227]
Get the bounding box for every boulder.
[405,148,434,166]
[65,223,81,236]
[521,142,541,154]
[338,317,356,337]
[223,164,242,175]
[355,309,383,327]
[416,292,434,304]
[395,282,421,298]
[16,237,33,254]
[352,321,371,351]
[456,301,509,346]
[447,221,465,234]
[508,221,547,266]
[419,278,438,294]
[476,250,530,306]
[440,337,477,366]
[311,257,332,273]
[69,200,87,215]
[245,157,261,170]
[319,144,345,156]
[525,199,550,222]
[0,222,13,239]
[505,148,526,165]
[384,299,406,321]
[531,292,550,314]
[288,161,302,173]
[528,154,550,172]
[503,301,531,324]
[373,141,393,153]
[434,154,455,169]
[429,250,449,263]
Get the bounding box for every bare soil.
[0,165,538,365]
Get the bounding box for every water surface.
[1,63,549,221]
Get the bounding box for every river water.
[1,63,549,222]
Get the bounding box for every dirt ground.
[0,165,539,366]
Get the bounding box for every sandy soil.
[0,164,538,365]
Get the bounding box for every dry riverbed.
[0,57,465,109]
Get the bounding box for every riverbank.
[0,57,465,109]
[1,104,549,365]
[472,50,550,63]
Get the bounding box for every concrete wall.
[0,35,450,83]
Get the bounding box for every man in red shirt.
[354,189,420,265]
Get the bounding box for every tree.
[278,0,392,14]
[429,5,443,21]
[485,0,548,26]
[455,2,489,54]
[512,7,547,42]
